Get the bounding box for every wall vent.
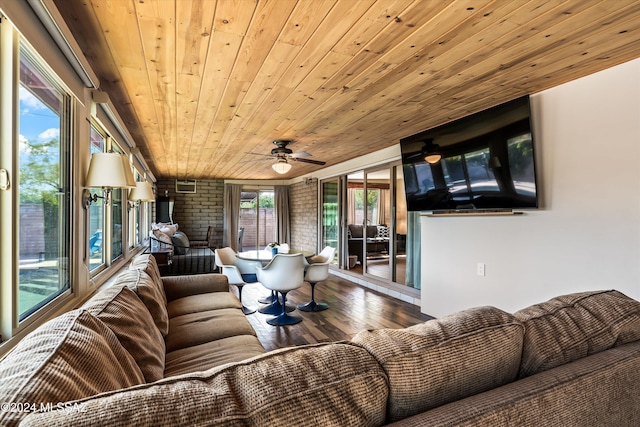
[175,179,196,193]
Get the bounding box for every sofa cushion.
[164,335,266,376]
[166,292,242,319]
[166,308,257,353]
[82,285,166,382]
[161,273,230,302]
[352,306,524,423]
[514,289,640,378]
[20,343,388,427]
[0,310,144,426]
[128,254,166,303]
[116,268,169,337]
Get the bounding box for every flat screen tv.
[400,95,538,212]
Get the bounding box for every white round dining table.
[237,249,314,264]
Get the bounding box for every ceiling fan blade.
[289,151,312,158]
[292,157,326,166]
[245,152,272,159]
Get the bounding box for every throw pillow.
[155,223,178,236]
[128,254,164,294]
[152,229,173,252]
[116,268,169,337]
[348,224,363,238]
[81,285,166,382]
[171,231,190,255]
[376,225,389,239]
[515,289,640,378]
[308,255,326,264]
[0,310,144,426]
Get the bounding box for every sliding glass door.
[239,190,275,251]
[332,162,414,286]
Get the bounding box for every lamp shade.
[272,159,292,174]
[86,152,136,188]
[128,181,155,201]
[121,154,137,187]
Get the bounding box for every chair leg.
[297,282,329,312]
[258,291,278,304]
[258,291,295,314]
[237,285,255,315]
[266,291,302,326]
[258,290,277,304]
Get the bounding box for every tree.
[19,137,63,258]
[19,137,61,205]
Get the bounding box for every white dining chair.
[215,247,262,315]
[298,246,336,312]
[256,253,305,326]
[259,242,290,306]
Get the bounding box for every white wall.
[421,58,640,317]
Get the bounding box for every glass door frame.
[318,177,341,266]
[362,166,393,281]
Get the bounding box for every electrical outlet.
[477,262,486,276]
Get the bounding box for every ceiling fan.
[254,140,327,174]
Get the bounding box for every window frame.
[1,26,76,339]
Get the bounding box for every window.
[441,147,498,199]
[128,172,142,249]
[110,144,126,262]
[17,46,71,320]
[87,127,131,269]
[88,125,105,271]
[507,133,535,196]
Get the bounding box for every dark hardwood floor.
[238,274,434,351]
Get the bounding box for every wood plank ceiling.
[53,0,640,180]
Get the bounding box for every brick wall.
[155,180,224,248]
[290,178,318,253]
[154,179,319,253]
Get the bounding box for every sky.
[19,86,59,140]
[19,86,60,158]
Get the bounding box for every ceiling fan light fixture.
[272,158,292,174]
[422,139,442,164]
[425,153,442,164]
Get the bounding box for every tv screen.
[400,95,538,212]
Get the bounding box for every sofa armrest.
[162,274,229,302]
[387,340,640,427]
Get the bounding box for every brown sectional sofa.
[1,255,640,426]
